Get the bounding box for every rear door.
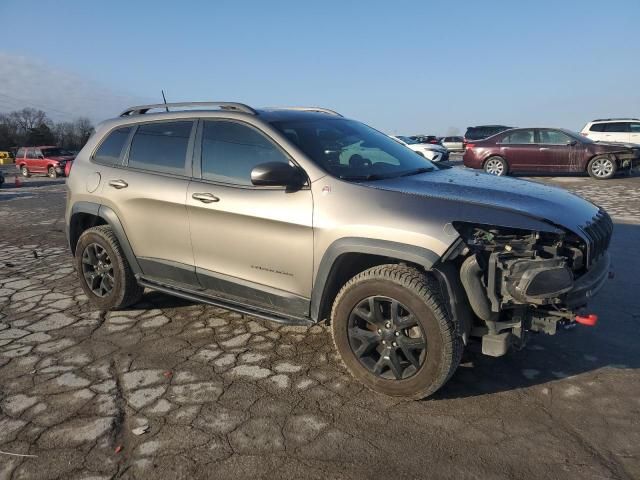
[498,129,539,171]
[186,119,314,317]
[536,129,579,172]
[630,122,640,145]
[98,120,199,287]
[26,148,41,172]
[602,122,630,143]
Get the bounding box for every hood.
[362,167,600,233]
[421,144,446,152]
[48,155,75,162]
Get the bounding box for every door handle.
[192,192,220,203]
[108,179,128,189]
[539,147,550,151]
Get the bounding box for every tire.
[330,264,462,399]
[48,166,57,178]
[587,155,616,180]
[484,156,508,176]
[74,225,144,310]
[20,165,29,177]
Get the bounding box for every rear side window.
[603,122,629,133]
[16,148,25,159]
[200,120,289,186]
[128,121,193,175]
[589,123,606,132]
[501,130,535,144]
[630,123,640,132]
[94,127,132,166]
[27,149,38,159]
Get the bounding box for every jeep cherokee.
[66,102,613,399]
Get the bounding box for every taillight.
[580,132,589,137]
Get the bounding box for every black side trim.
[310,237,440,321]
[138,257,200,289]
[196,267,310,318]
[432,262,472,344]
[68,201,101,250]
[97,205,142,275]
[138,277,312,326]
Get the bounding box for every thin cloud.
[0,52,149,123]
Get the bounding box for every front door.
[186,119,313,317]
[499,129,539,172]
[99,120,198,286]
[536,129,578,172]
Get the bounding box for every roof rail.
[119,102,257,117]
[265,106,343,117]
[592,117,639,122]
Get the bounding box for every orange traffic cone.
[14,175,22,187]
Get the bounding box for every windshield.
[41,148,71,157]
[269,118,436,180]
[396,135,419,145]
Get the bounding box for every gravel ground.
[1,166,639,480]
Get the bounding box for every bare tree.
[9,108,50,133]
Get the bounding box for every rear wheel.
[21,165,29,177]
[75,225,144,310]
[484,156,508,176]
[48,166,57,178]
[587,155,616,180]
[331,264,462,399]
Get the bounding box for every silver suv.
[66,102,613,398]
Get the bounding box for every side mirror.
[567,140,577,146]
[37,154,45,159]
[251,162,306,189]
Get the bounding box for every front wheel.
[330,264,462,399]
[588,155,616,180]
[75,225,144,310]
[484,156,508,176]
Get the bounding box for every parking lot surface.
[1,164,639,479]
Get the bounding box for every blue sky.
[0,0,638,134]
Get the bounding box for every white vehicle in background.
[391,135,449,162]
[580,118,640,144]
[440,136,464,152]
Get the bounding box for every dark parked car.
[464,125,512,143]
[463,128,640,179]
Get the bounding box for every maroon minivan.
[463,128,639,180]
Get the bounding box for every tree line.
[0,108,95,153]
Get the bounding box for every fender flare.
[310,237,440,321]
[68,202,141,275]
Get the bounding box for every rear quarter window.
[93,126,132,166]
[16,148,25,158]
[589,123,606,132]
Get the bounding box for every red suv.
[15,146,75,178]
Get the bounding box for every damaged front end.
[440,212,613,357]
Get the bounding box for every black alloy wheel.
[348,295,427,380]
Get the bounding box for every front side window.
[603,122,629,133]
[539,130,572,144]
[269,118,436,180]
[128,121,193,175]
[201,120,290,186]
[94,127,132,166]
[501,130,535,144]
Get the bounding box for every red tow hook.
[575,314,598,326]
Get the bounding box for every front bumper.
[564,252,611,309]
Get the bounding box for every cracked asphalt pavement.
[1,165,639,479]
